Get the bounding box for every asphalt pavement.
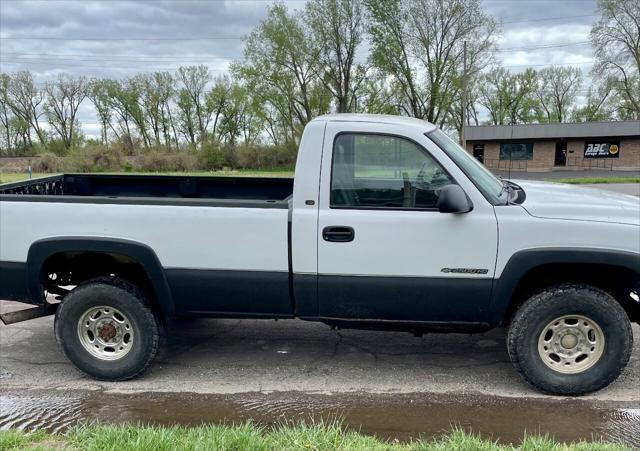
[1,302,638,401]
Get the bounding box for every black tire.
[54,277,160,381]
[507,283,633,396]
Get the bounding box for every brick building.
[465,121,640,171]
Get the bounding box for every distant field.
[0,169,294,184]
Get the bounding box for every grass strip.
[0,422,632,451]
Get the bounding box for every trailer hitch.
[0,302,59,325]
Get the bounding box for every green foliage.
[43,138,69,157]
[31,151,64,173]
[0,429,50,450]
[65,145,124,172]
[478,67,540,125]
[198,142,227,170]
[0,423,632,451]
[138,150,199,172]
[1,0,637,159]
[590,0,640,119]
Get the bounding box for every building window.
[500,143,534,160]
[331,133,454,209]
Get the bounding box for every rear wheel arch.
[491,248,640,326]
[27,237,175,318]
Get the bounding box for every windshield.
[426,129,506,205]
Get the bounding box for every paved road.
[1,301,638,401]
[580,183,640,196]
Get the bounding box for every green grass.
[0,168,295,184]
[0,423,632,451]
[548,176,640,184]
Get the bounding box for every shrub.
[138,151,198,172]
[45,139,69,157]
[198,143,226,170]
[65,145,125,172]
[31,152,64,173]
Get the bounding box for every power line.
[496,41,590,52]
[0,40,592,63]
[0,36,245,41]
[1,56,596,70]
[0,52,244,60]
[501,60,595,68]
[0,59,229,70]
[0,56,243,64]
[502,14,596,24]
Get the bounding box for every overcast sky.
[0,0,599,136]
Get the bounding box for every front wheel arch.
[491,248,640,327]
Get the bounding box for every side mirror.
[437,185,473,214]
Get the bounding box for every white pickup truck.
[1,114,638,395]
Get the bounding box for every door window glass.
[331,134,454,209]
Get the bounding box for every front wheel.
[507,283,633,396]
[55,277,160,381]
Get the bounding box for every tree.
[366,0,498,132]
[478,67,539,125]
[6,70,47,147]
[0,73,13,154]
[176,65,212,147]
[353,70,402,114]
[235,3,328,142]
[87,79,118,145]
[306,0,367,113]
[43,75,87,149]
[535,66,582,123]
[206,75,232,144]
[134,72,177,148]
[218,84,264,147]
[590,0,640,118]
[571,80,616,122]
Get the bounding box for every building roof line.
[466,121,640,141]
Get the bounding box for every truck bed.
[1,173,294,317]
[0,173,294,204]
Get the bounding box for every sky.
[0,0,599,137]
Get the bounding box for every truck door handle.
[322,226,355,242]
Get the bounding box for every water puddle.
[1,390,639,447]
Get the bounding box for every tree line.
[0,0,638,158]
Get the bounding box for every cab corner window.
[330,133,454,210]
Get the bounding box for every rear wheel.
[507,283,633,396]
[55,277,160,381]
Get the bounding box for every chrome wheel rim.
[77,306,134,361]
[537,314,605,374]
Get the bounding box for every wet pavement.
[1,301,639,446]
[1,389,639,447]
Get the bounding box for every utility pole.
[461,40,468,150]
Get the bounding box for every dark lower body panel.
[0,261,31,303]
[165,268,294,317]
[317,274,493,323]
[1,261,495,332]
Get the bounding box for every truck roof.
[312,113,437,133]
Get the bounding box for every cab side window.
[330,133,454,209]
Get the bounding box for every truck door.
[316,122,498,324]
